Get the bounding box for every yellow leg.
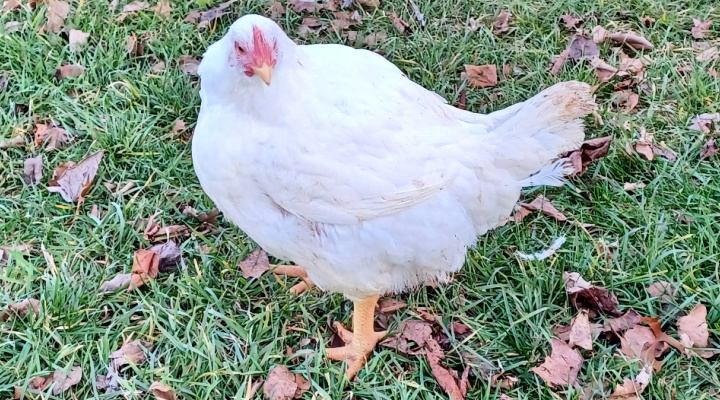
[271,264,315,295]
[326,295,387,380]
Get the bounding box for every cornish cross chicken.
[192,14,596,379]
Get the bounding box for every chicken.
[192,14,596,379]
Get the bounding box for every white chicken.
[192,14,596,379]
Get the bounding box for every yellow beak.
[252,63,273,86]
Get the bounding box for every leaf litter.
[263,365,309,400]
[47,150,104,203]
[462,65,497,88]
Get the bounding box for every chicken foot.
[270,264,315,295]
[326,295,387,380]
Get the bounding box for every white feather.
[518,159,573,188]
[516,235,567,261]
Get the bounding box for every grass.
[1,0,719,398]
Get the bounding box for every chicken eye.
[235,42,245,54]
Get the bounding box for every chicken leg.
[270,264,315,295]
[326,295,387,379]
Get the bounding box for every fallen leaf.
[52,366,82,395]
[98,273,132,292]
[701,139,719,159]
[125,33,144,57]
[239,249,270,279]
[0,135,25,150]
[609,366,652,399]
[143,213,188,242]
[674,211,693,225]
[42,0,70,33]
[640,16,655,27]
[14,375,54,399]
[623,182,645,192]
[549,49,570,76]
[47,150,104,202]
[263,365,306,400]
[35,123,71,150]
[563,271,620,316]
[697,46,719,62]
[0,243,32,266]
[197,0,236,29]
[677,304,715,358]
[152,1,170,18]
[150,381,176,400]
[288,0,323,13]
[0,298,40,321]
[68,29,89,52]
[568,310,593,350]
[632,127,676,162]
[178,56,200,75]
[269,2,285,20]
[23,155,43,185]
[463,64,497,88]
[530,338,583,388]
[620,325,656,359]
[409,0,424,27]
[377,297,407,314]
[568,36,600,61]
[493,11,511,35]
[593,26,653,50]
[605,310,643,333]
[110,339,154,368]
[296,17,322,36]
[691,19,711,39]
[380,320,433,354]
[55,64,85,80]
[612,90,639,114]
[129,249,160,290]
[688,113,719,133]
[425,338,468,400]
[2,0,20,11]
[560,14,582,30]
[151,61,166,73]
[122,1,147,12]
[390,12,410,34]
[641,316,686,355]
[169,119,185,136]
[5,21,23,33]
[180,205,219,225]
[148,241,181,273]
[646,281,676,302]
[590,57,618,82]
[516,195,567,222]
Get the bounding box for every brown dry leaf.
[701,139,719,159]
[377,297,407,314]
[0,298,40,321]
[52,366,82,395]
[239,249,270,279]
[568,36,600,61]
[563,271,620,316]
[560,14,582,30]
[123,1,148,12]
[425,338,468,400]
[593,25,653,50]
[143,213,188,242]
[68,29,89,52]
[613,90,639,114]
[129,249,160,290]
[623,182,645,192]
[620,325,656,359]
[23,155,43,185]
[42,0,70,33]
[170,119,186,136]
[641,316,686,355]
[110,339,154,368]
[697,46,719,62]
[125,33,144,57]
[296,17,322,37]
[55,64,85,80]
[632,127,676,162]
[605,310,642,333]
[0,135,25,150]
[462,64,497,88]
[493,11,511,35]
[2,0,20,11]
[14,375,54,399]
[197,0,237,29]
[288,0,324,13]
[178,56,200,75]
[151,61,166,73]
[568,310,593,350]
[47,150,104,203]
[263,365,306,400]
[269,2,285,20]
[590,57,618,82]
[98,273,132,292]
[35,123,71,150]
[609,366,653,399]
[677,304,715,358]
[150,381,176,400]
[390,12,410,34]
[530,338,583,388]
[152,1,170,18]
[549,49,570,76]
[688,113,719,134]
[691,19,711,39]
[180,205,219,225]
[380,320,432,354]
[640,16,655,27]
[646,281,676,301]
[148,241,181,273]
[516,195,567,222]
[5,21,23,33]
[0,243,32,266]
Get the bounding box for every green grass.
[1,0,719,399]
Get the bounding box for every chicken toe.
[271,264,315,295]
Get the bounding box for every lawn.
[1,0,719,399]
